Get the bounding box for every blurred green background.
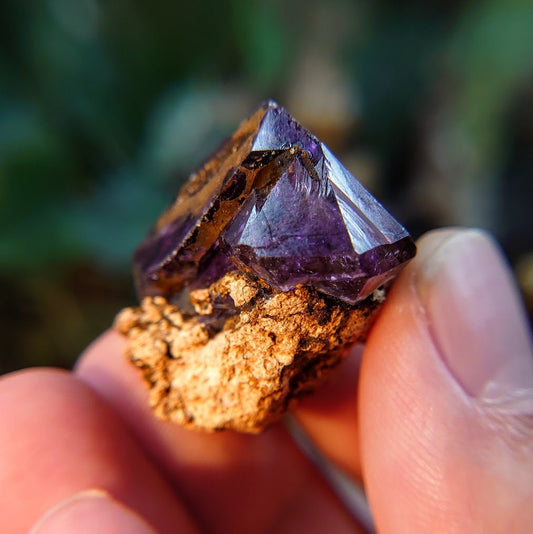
[1,0,532,374]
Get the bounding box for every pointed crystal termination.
[133,100,416,305]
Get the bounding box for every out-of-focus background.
[1,0,532,374]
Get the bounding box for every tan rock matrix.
[115,272,384,433]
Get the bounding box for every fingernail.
[416,229,533,403]
[30,489,156,534]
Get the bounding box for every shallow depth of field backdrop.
[1,0,532,373]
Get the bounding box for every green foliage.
[447,0,533,171]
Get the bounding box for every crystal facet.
[133,100,416,304]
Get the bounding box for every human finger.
[76,331,365,534]
[30,490,157,534]
[360,228,533,533]
[0,369,199,534]
[294,345,364,480]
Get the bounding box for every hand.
[1,228,532,533]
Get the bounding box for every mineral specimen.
[133,100,416,305]
[117,100,416,433]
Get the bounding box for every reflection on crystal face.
[251,103,323,165]
[133,100,416,304]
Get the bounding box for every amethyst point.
[133,100,416,304]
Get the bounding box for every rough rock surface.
[115,271,385,433]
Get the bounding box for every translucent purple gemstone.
[251,102,323,165]
[221,149,415,304]
[133,100,416,304]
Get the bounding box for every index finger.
[75,331,364,534]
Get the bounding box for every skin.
[0,228,532,533]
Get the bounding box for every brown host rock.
[114,272,385,433]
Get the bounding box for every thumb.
[360,228,533,534]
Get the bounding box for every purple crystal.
[133,100,416,304]
[251,103,323,165]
